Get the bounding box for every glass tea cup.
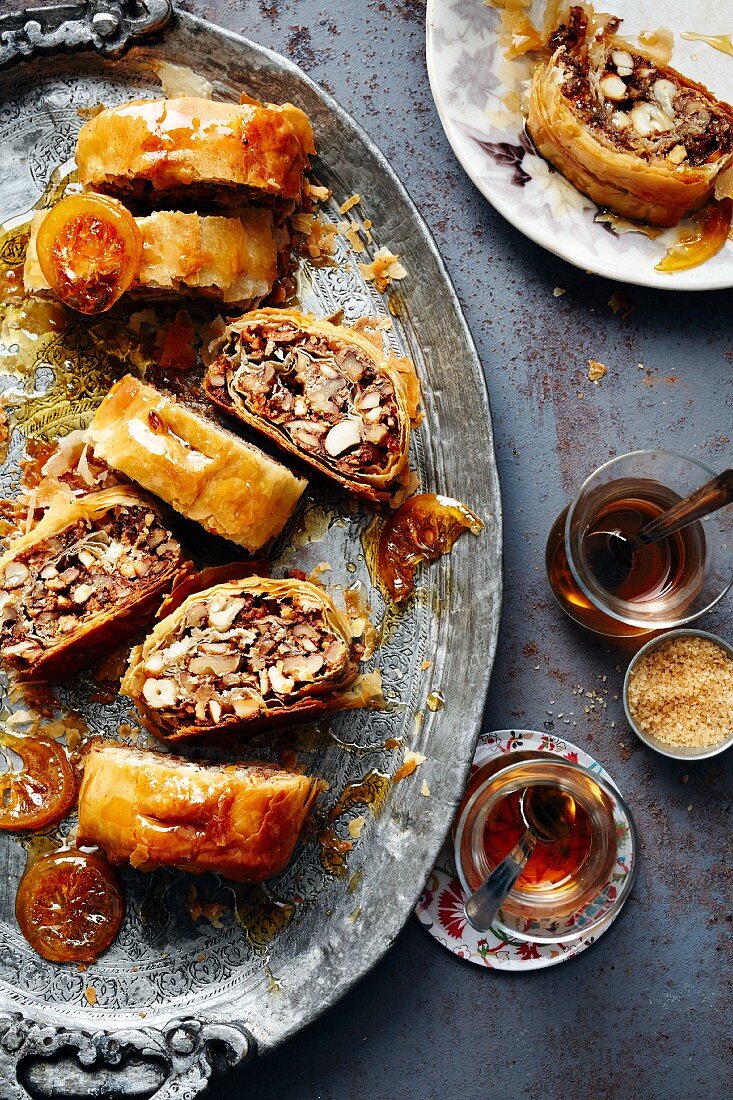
[454,756,637,943]
[545,450,732,637]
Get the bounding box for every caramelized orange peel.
[377,493,484,602]
[655,198,732,273]
[16,848,124,963]
[0,731,77,832]
[36,192,142,314]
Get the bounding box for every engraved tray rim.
[0,5,503,1077]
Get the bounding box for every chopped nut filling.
[0,504,180,669]
[551,8,733,167]
[209,320,403,481]
[137,589,354,725]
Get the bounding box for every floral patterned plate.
[415,730,636,970]
[426,0,733,290]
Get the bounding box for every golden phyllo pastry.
[24,207,278,308]
[75,96,315,211]
[88,376,306,552]
[205,309,422,502]
[77,743,320,882]
[122,576,383,740]
[0,487,186,682]
[527,6,733,226]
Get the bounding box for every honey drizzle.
[681,32,733,58]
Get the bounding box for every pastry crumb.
[348,815,366,838]
[338,218,367,253]
[305,179,331,203]
[587,359,607,383]
[292,214,339,263]
[84,986,97,1007]
[359,247,408,292]
[420,779,431,797]
[553,287,566,297]
[393,750,427,783]
[339,193,361,214]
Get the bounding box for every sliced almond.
[652,79,677,119]
[142,678,178,709]
[40,564,59,580]
[231,694,261,718]
[144,652,165,675]
[208,699,222,724]
[78,549,97,569]
[356,390,381,411]
[630,101,673,138]
[280,653,324,680]
[667,143,687,165]
[189,653,240,676]
[611,49,633,74]
[325,419,362,456]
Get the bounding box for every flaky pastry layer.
[77,743,320,881]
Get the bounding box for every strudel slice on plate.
[527,6,733,226]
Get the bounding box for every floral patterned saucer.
[425,0,733,290]
[415,730,636,971]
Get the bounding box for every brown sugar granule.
[627,636,733,749]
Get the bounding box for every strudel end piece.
[77,743,320,882]
[75,96,315,212]
[88,376,307,552]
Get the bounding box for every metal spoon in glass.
[463,785,577,933]
[585,468,733,593]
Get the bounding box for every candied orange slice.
[36,193,142,314]
[16,848,124,963]
[0,732,77,832]
[377,493,484,601]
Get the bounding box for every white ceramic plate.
[426,0,733,289]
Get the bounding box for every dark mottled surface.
[6,0,731,1096]
[178,3,730,1097]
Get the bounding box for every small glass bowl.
[623,628,733,761]
[453,756,638,943]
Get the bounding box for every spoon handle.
[637,469,733,547]
[463,828,536,933]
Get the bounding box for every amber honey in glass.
[545,452,732,638]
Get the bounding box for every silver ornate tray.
[0,3,502,1096]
